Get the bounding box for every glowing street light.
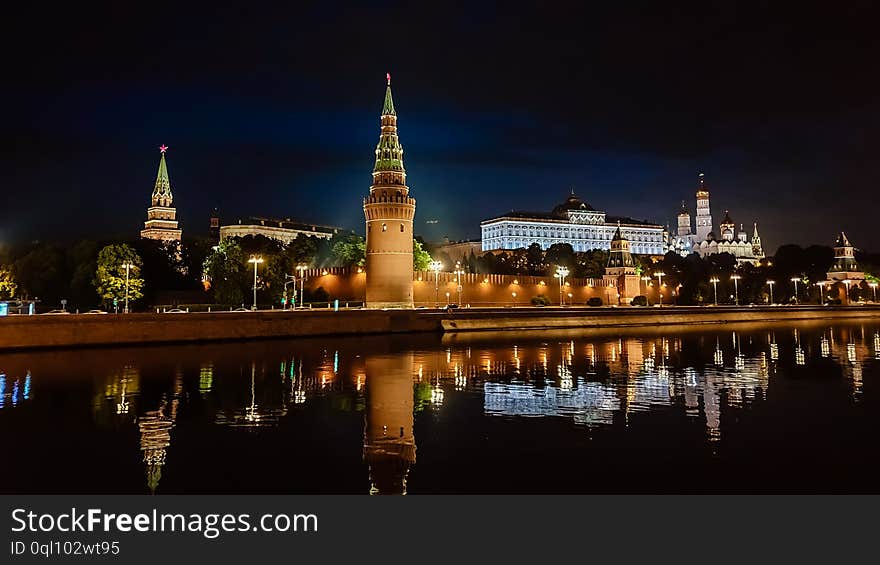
[709,276,720,306]
[248,256,264,310]
[654,271,665,307]
[454,261,464,306]
[429,260,443,308]
[556,266,570,306]
[511,291,517,306]
[121,261,135,314]
[767,280,776,305]
[816,281,826,305]
[870,282,878,302]
[791,277,801,305]
[731,274,742,306]
[296,264,308,308]
[843,279,852,305]
[641,275,652,305]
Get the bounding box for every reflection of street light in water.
[794,329,805,365]
[714,338,724,366]
[245,363,261,423]
[821,334,831,357]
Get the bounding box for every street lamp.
[454,261,464,305]
[767,280,775,305]
[870,282,878,302]
[511,291,517,306]
[730,274,742,306]
[296,264,308,308]
[556,266,569,306]
[641,275,652,305]
[121,261,134,314]
[429,260,442,308]
[654,271,665,307]
[816,281,826,305]
[843,279,852,305]
[284,274,297,310]
[791,277,801,305]
[248,256,264,310]
[709,276,720,306]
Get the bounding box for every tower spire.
[382,73,396,116]
[152,145,172,206]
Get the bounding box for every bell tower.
[363,74,416,308]
[694,172,712,242]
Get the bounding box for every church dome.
[552,192,595,217]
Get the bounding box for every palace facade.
[219,216,341,244]
[480,191,665,255]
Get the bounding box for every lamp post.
[296,265,307,309]
[843,279,852,305]
[284,274,297,310]
[655,271,665,307]
[767,280,775,305]
[121,261,134,314]
[641,275,652,305]
[791,277,801,305]
[429,260,442,308]
[816,281,826,305]
[454,261,464,306]
[512,291,517,306]
[730,274,742,306]
[870,282,878,302]
[248,256,264,310]
[709,276,720,306]
[556,266,569,306]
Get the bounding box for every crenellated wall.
[301,268,618,307]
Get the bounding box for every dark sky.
[4,2,880,254]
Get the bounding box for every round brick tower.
[363,74,416,309]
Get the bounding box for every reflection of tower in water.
[138,369,184,494]
[364,353,416,495]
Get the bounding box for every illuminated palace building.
[480,191,665,255]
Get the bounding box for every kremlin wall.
[299,267,617,307]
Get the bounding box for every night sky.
[5,2,880,253]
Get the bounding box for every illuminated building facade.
[140,145,182,242]
[219,216,341,244]
[480,191,665,255]
[670,174,765,265]
[363,74,416,308]
[603,225,641,303]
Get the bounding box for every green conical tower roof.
[373,75,405,174]
[151,146,173,204]
[382,73,396,116]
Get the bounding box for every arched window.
[382,223,387,232]
[400,223,405,232]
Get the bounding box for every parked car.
[164,308,187,313]
[42,309,70,315]
[85,309,108,314]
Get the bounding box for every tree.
[0,265,16,299]
[413,239,432,271]
[330,233,366,267]
[202,239,247,306]
[94,244,144,309]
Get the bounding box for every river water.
[2,320,879,494]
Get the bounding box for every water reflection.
[2,321,879,494]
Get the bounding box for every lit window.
[382,223,387,232]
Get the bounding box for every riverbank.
[1,305,879,350]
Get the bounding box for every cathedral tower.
[752,223,765,259]
[140,145,182,242]
[677,200,692,237]
[363,74,416,308]
[694,173,713,242]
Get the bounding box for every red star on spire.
[159,144,168,154]
[386,72,391,85]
